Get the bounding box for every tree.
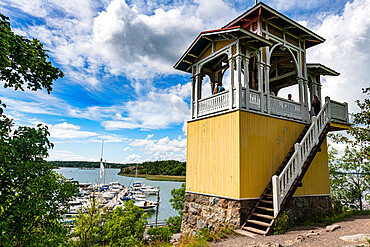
[0,13,77,246]
[167,183,185,233]
[0,14,63,93]
[329,88,370,210]
[329,146,369,210]
[72,200,147,247]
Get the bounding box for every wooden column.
[229,57,235,110]
[265,64,270,114]
[297,77,305,121]
[236,55,242,109]
[244,56,250,110]
[190,76,195,119]
[258,63,264,112]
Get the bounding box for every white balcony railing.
[193,90,348,126]
[270,96,301,120]
[198,90,229,116]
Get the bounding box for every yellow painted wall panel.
[239,111,306,198]
[295,138,330,195]
[186,111,240,198]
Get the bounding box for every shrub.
[166,215,182,233]
[274,210,292,234]
[147,226,173,243]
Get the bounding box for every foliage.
[177,226,233,247]
[147,226,173,243]
[0,107,78,246]
[70,197,103,246]
[120,160,186,176]
[72,200,147,247]
[177,235,209,247]
[273,210,292,235]
[329,146,369,210]
[166,215,182,234]
[0,14,63,93]
[329,88,370,210]
[0,14,75,246]
[102,201,147,247]
[294,210,370,227]
[169,183,186,213]
[197,226,233,241]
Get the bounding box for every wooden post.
[272,175,280,217]
[265,64,270,114]
[258,63,264,112]
[236,55,242,109]
[244,56,250,110]
[229,57,235,110]
[155,186,160,227]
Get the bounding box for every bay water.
[55,167,183,223]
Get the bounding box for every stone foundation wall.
[181,192,331,234]
[286,195,332,219]
[181,192,256,234]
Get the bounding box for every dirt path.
[211,214,370,247]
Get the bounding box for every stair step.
[251,213,274,220]
[247,219,271,227]
[262,193,272,197]
[256,206,274,212]
[260,199,273,204]
[242,226,266,235]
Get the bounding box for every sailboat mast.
[99,140,104,187]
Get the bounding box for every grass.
[118,173,186,182]
[294,210,370,227]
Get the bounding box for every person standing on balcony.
[288,94,293,101]
[213,81,225,94]
[312,95,321,116]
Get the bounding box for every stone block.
[189,203,201,215]
[228,200,241,209]
[197,217,207,230]
[194,194,209,205]
[188,215,197,227]
[209,197,220,206]
[220,198,228,209]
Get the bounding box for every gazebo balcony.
[192,88,349,125]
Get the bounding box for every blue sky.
[0,0,369,163]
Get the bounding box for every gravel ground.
[211,214,370,247]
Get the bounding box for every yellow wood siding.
[239,111,305,198]
[187,110,331,199]
[187,112,240,198]
[295,138,330,196]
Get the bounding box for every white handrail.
[272,98,332,217]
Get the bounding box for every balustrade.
[272,99,332,217]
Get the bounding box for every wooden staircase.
[241,122,330,235]
[241,125,310,235]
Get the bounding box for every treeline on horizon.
[50,160,186,176]
[50,161,129,168]
[120,160,186,176]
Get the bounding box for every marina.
[54,167,182,223]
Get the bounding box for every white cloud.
[102,84,189,130]
[129,134,186,161]
[123,153,142,163]
[49,122,97,139]
[48,150,96,161]
[122,147,131,151]
[307,0,370,114]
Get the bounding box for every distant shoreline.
[118,173,186,182]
